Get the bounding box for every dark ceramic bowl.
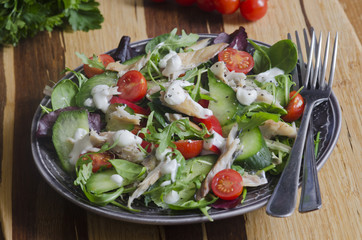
[31,34,342,225]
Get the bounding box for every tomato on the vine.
[282,91,305,122]
[176,0,196,6]
[116,70,147,102]
[211,169,243,200]
[174,140,203,159]
[83,54,115,78]
[240,0,268,21]
[218,48,254,74]
[214,0,240,14]
[196,0,215,12]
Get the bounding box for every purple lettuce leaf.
[36,107,102,137]
[214,26,248,51]
[36,107,80,137]
[88,112,102,133]
[211,194,243,209]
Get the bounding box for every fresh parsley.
[0,0,104,46]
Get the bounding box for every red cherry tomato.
[218,48,254,74]
[176,0,196,6]
[214,0,240,14]
[198,99,210,108]
[196,0,215,11]
[81,152,114,173]
[194,115,223,136]
[173,140,203,159]
[211,169,243,200]
[240,0,268,21]
[194,115,223,154]
[116,70,147,102]
[83,54,115,78]
[110,96,150,115]
[282,91,305,122]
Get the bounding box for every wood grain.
[1,46,15,240]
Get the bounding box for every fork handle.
[266,101,314,217]
[299,120,322,212]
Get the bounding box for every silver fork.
[266,29,338,217]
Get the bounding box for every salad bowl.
[31,34,342,224]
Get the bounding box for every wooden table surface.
[1,0,361,239]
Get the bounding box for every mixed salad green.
[37,27,302,220]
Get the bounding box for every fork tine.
[295,31,305,83]
[328,32,339,90]
[319,32,330,89]
[311,32,323,89]
[304,30,315,87]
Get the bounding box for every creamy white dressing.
[112,130,142,148]
[163,190,180,204]
[255,67,284,86]
[110,174,124,187]
[68,129,100,165]
[83,98,95,108]
[160,180,172,187]
[236,87,258,106]
[163,80,189,105]
[204,130,226,151]
[73,128,88,141]
[155,148,172,162]
[160,51,183,77]
[159,50,177,68]
[160,158,179,182]
[90,85,119,113]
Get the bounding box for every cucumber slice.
[86,169,120,194]
[76,71,118,108]
[234,127,272,170]
[52,109,89,172]
[207,70,241,127]
[183,154,218,182]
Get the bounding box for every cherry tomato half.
[116,70,147,102]
[194,115,223,136]
[282,91,305,122]
[81,152,114,173]
[110,96,150,115]
[174,140,203,159]
[214,0,240,14]
[196,0,215,12]
[176,0,196,6]
[218,48,254,74]
[240,0,268,22]
[211,169,243,200]
[83,54,115,78]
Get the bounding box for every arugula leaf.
[76,52,105,69]
[236,112,280,131]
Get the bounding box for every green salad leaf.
[0,0,103,46]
